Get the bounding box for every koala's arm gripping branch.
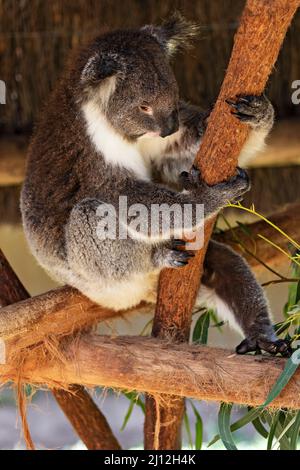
[144,0,300,450]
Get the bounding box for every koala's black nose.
[160,110,179,138]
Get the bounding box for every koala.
[21,14,290,356]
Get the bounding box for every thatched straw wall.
[0,0,300,135]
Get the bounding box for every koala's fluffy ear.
[81,52,122,84]
[142,12,200,57]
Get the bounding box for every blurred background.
[0,0,300,450]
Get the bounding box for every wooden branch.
[0,202,297,449]
[0,284,151,351]
[0,249,121,450]
[215,202,300,273]
[145,0,300,450]
[1,334,300,409]
[0,204,297,350]
[0,207,292,448]
[0,250,30,307]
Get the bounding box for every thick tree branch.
[0,284,151,351]
[0,249,121,450]
[145,0,300,450]
[0,204,298,350]
[1,335,300,410]
[215,202,300,273]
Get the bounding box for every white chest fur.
[82,101,151,180]
[82,101,183,181]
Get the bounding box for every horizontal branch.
[1,335,299,409]
[0,285,152,352]
[215,202,300,273]
[0,204,298,410]
[0,203,297,348]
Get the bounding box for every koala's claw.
[190,165,201,179]
[180,164,250,206]
[152,240,195,269]
[169,249,195,268]
[236,166,247,178]
[179,165,202,190]
[216,167,250,202]
[236,337,292,357]
[172,239,187,248]
[226,94,274,130]
[235,166,250,186]
[167,239,195,268]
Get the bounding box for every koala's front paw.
[152,239,195,269]
[214,167,250,203]
[180,165,250,205]
[179,165,204,191]
[236,336,292,358]
[226,94,274,130]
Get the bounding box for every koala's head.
[76,13,199,140]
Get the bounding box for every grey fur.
[20,18,289,356]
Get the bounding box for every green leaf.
[210,310,225,331]
[183,411,193,450]
[288,282,300,309]
[261,352,300,408]
[290,411,300,450]
[123,391,145,413]
[193,311,211,345]
[191,403,203,450]
[121,397,135,431]
[264,412,291,450]
[121,391,145,430]
[287,259,300,309]
[267,412,280,450]
[195,419,203,450]
[236,221,254,239]
[274,321,291,336]
[208,406,262,447]
[218,403,238,450]
[278,412,297,444]
[251,415,269,439]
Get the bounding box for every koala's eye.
[139,104,153,115]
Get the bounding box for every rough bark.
[1,335,300,410]
[0,250,29,307]
[145,0,300,450]
[0,249,121,450]
[0,203,297,350]
[0,285,152,353]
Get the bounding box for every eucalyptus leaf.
[208,406,262,447]
[290,411,300,450]
[183,411,193,449]
[261,353,300,408]
[218,403,238,451]
[191,403,203,450]
[193,311,211,345]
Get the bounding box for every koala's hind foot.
[152,239,195,268]
[226,94,274,130]
[200,240,291,358]
[236,336,291,357]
